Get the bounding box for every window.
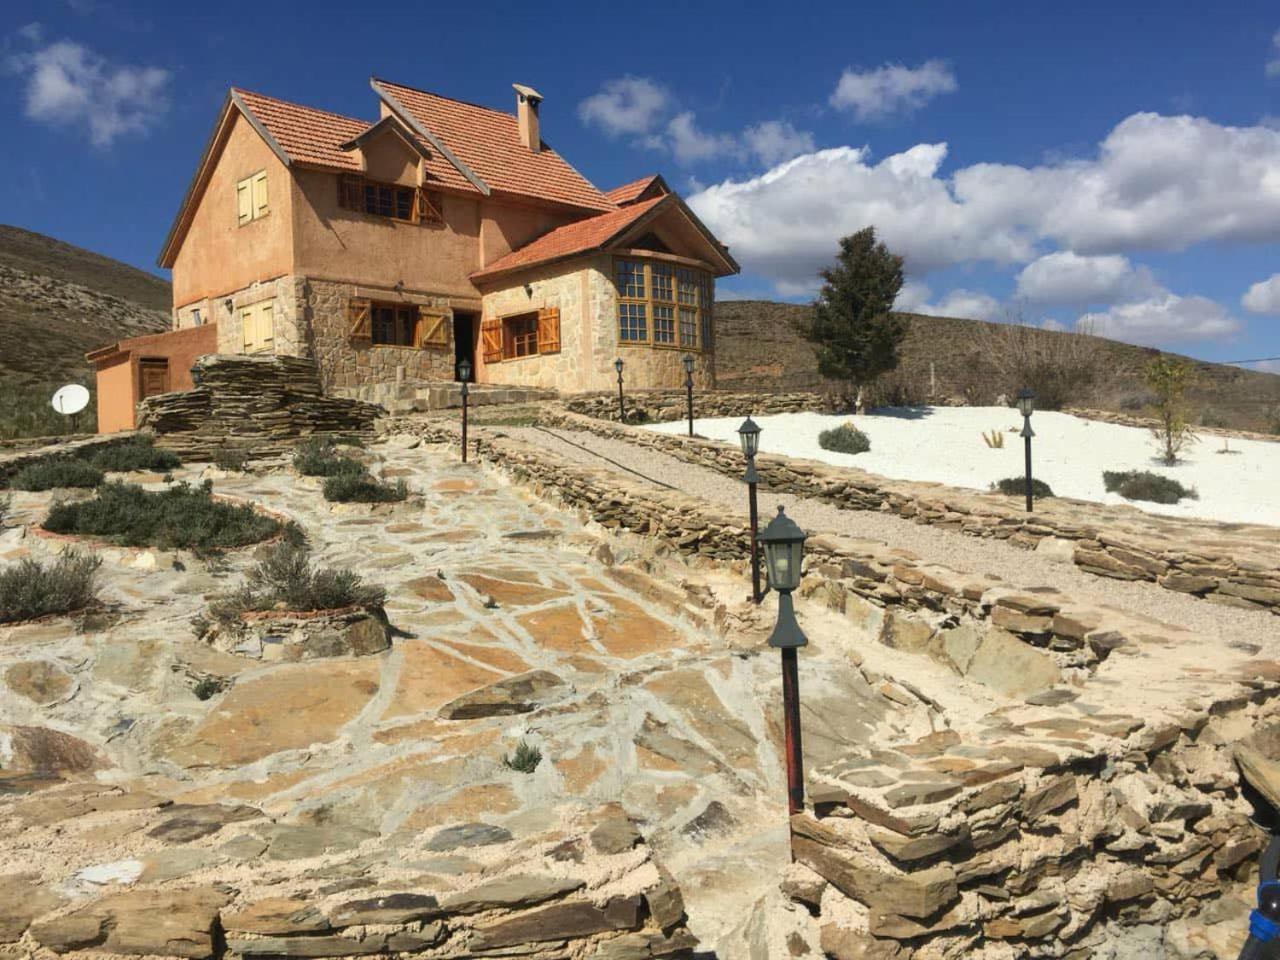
[338,175,440,225]
[191,308,202,327]
[504,313,539,359]
[482,308,560,362]
[240,299,275,353]
[371,304,420,346]
[237,171,268,224]
[615,258,712,350]
[348,298,450,349]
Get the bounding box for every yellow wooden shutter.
[236,178,252,224]
[347,298,372,341]
[240,306,257,351]
[537,307,561,355]
[252,172,269,219]
[416,306,448,348]
[481,318,503,363]
[258,300,274,349]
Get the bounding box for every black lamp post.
[737,416,763,603]
[1017,388,1035,512]
[458,358,472,463]
[682,353,695,437]
[614,357,625,423]
[758,505,809,816]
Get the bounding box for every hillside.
[0,225,170,390]
[714,300,1280,433]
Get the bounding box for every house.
[91,78,738,431]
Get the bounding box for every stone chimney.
[513,83,543,153]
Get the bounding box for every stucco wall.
[93,324,219,432]
[171,112,293,310]
[95,356,135,434]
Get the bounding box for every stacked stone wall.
[567,389,833,423]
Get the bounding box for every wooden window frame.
[369,302,420,348]
[502,312,539,360]
[338,174,443,226]
[485,307,560,363]
[614,257,712,351]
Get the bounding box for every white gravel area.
[508,425,1279,648]
[647,408,1280,527]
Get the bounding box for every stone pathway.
[0,439,916,958]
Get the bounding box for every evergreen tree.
[797,228,906,407]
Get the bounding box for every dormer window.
[338,175,444,226]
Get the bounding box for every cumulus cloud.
[1243,273,1280,314]
[6,28,169,147]
[1015,251,1159,306]
[577,76,671,137]
[1079,294,1239,345]
[741,120,816,167]
[829,60,957,121]
[894,282,1000,320]
[663,112,739,165]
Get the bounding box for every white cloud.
[577,76,671,137]
[1243,273,1280,314]
[1268,30,1280,78]
[1015,251,1158,306]
[664,112,740,165]
[6,29,169,147]
[741,120,815,167]
[1079,294,1240,346]
[894,282,999,320]
[830,60,957,121]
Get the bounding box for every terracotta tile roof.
[374,79,614,212]
[232,88,475,193]
[471,195,667,282]
[605,175,667,206]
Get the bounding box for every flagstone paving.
[0,438,910,957]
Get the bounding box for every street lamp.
[614,358,625,423]
[1017,388,1035,513]
[758,505,809,816]
[737,416,763,603]
[458,358,472,464]
[682,354,696,437]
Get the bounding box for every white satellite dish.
[51,384,91,416]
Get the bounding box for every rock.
[222,898,331,936]
[147,803,263,842]
[882,781,961,809]
[818,922,904,959]
[792,832,958,919]
[140,847,226,883]
[868,825,967,863]
[962,627,1060,699]
[262,823,377,861]
[780,862,828,910]
[473,896,643,949]
[680,800,736,838]
[644,868,686,931]
[877,611,934,653]
[4,661,73,705]
[36,886,230,959]
[0,724,101,776]
[1022,774,1078,822]
[424,822,513,851]
[403,575,453,602]
[228,935,388,957]
[590,805,643,854]
[327,892,441,926]
[1234,722,1280,811]
[0,874,64,943]
[591,929,700,959]
[440,875,584,914]
[1035,537,1076,564]
[31,914,107,953]
[437,669,568,719]
[1106,870,1155,903]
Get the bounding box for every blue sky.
[1,0,1278,367]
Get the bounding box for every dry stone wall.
[0,433,137,486]
[567,389,834,424]
[547,408,1280,616]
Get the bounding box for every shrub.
[89,436,181,473]
[818,423,871,455]
[0,551,102,623]
[213,445,251,472]
[43,480,282,549]
[992,477,1055,499]
[982,430,1005,449]
[1102,470,1197,505]
[0,381,95,441]
[293,437,366,478]
[1144,356,1197,465]
[503,740,543,774]
[192,677,223,701]
[10,457,104,491]
[868,368,929,408]
[973,316,1106,410]
[1119,392,1155,412]
[322,473,408,503]
[1198,407,1228,429]
[206,541,386,625]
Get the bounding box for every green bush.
[88,436,181,473]
[207,541,385,625]
[992,476,1055,499]
[43,480,282,549]
[1102,470,1197,505]
[0,551,102,623]
[293,437,366,478]
[213,445,251,472]
[10,457,104,491]
[503,739,543,774]
[818,423,871,455]
[192,677,223,701]
[322,473,408,503]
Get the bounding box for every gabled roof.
[372,78,614,213]
[338,113,430,158]
[605,174,670,206]
[471,193,739,284]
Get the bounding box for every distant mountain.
[0,226,170,391]
[715,300,1280,434]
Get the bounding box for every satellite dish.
[51,384,90,416]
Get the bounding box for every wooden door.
[139,359,170,399]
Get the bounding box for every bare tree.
[972,310,1107,410]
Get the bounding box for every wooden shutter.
[416,188,443,225]
[416,306,448,348]
[236,179,252,224]
[347,298,372,341]
[481,318,503,363]
[240,306,256,351]
[140,360,169,398]
[537,307,561,355]
[252,172,269,218]
[258,300,274,349]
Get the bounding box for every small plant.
[293,437,366,478]
[322,474,409,503]
[89,436,181,473]
[10,457,104,491]
[818,423,871,455]
[503,739,543,774]
[981,430,1006,449]
[43,480,282,549]
[1102,470,1197,505]
[192,677,223,701]
[1144,356,1197,465]
[992,476,1055,499]
[213,445,251,472]
[0,551,102,623]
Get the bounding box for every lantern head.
[1016,388,1035,418]
[682,353,695,376]
[458,359,472,383]
[614,357,624,375]
[758,505,807,593]
[737,416,761,459]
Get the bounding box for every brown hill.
[714,300,1280,433]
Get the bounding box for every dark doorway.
[453,311,477,380]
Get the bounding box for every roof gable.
[606,174,670,206]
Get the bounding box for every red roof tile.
[374,79,614,212]
[471,195,667,282]
[605,175,667,206]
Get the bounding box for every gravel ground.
[508,425,1279,648]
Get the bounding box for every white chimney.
[513,83,543,153]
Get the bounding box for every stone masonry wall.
[568,389,833,423]
[213,275,310,358]
[547,407,1280,616]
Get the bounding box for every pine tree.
[797,228,906,408]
